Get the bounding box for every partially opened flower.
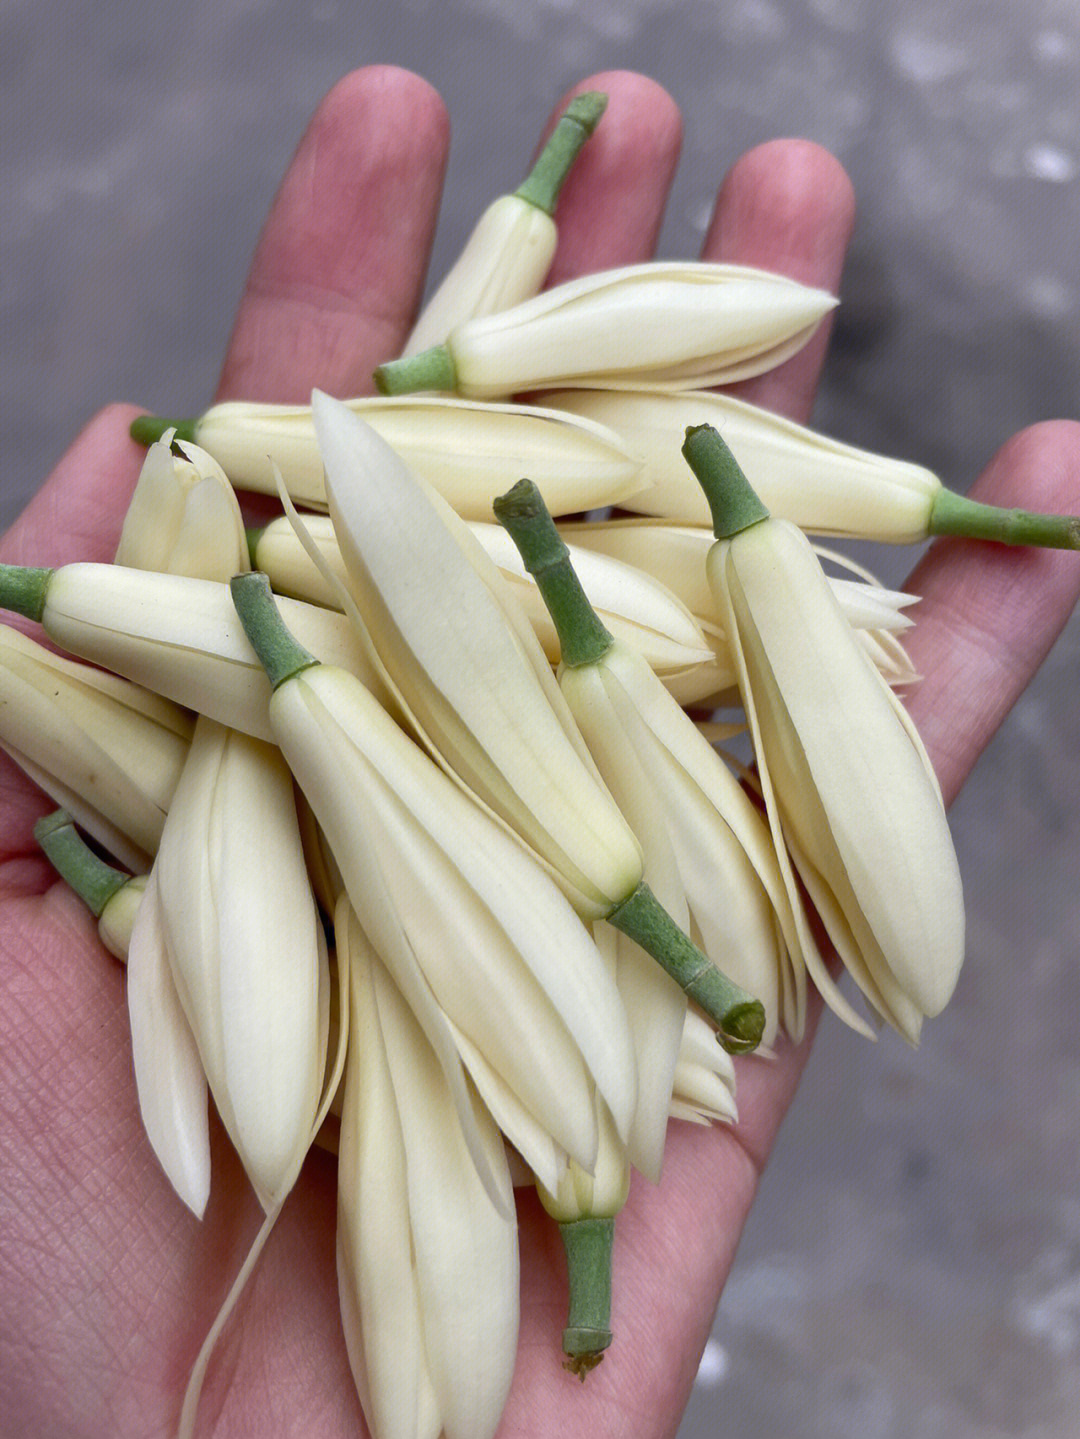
[669,1007,738,1127]
[374,261,837,399]
[141,718,330,1210]
[114,430,248,578]
[560,517,919,702]
[494,479,797,1045]
[230,571,639,1190]
[683,424,965,1038]
[0,622,192,870]
[336,901,518,1439]
[548,386,1080,549]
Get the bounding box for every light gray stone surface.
[2,3,1079,1436]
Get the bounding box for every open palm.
[2,67,1078,1439]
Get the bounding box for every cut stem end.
[515,91,608,215]
[373,345,457,396]
[681,424,770,540]
[559,1216,614,1377]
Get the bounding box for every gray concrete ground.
[3,3,1079,1435]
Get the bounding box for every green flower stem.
[929,487,1080,549]
[493,479,613,667]
[514,92,608,216]
[230,572,319,690]
[33,810,130,917]
[0,563,54,623]
[373,344,457,396]
[129,414,199,447]
[559,1216,614,1378]
[682,424,770,540]
[607,882,765,1054]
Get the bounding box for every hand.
[2,66,1078,1438]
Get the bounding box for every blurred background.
[3,2,1079,1435]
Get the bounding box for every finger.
[542,72,683,287]
[0,404,144,570]
[903,420,1080,805]
[216,66,449,402]
[703,138,856,422]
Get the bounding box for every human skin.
[1,66,1078,1439]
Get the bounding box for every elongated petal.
[154,719,324,1208]
[270,666,638,1170]
[126,868,210,1217]
[196,394,642,516]
[560,638,793,1046]
[0,624,191,865]
[561,520,917,639]
[337,921,441,1439]
[37,565,384,741]
[312,392,643,918]
[213,731,325,1206]
[115,436,248,580]
[720,519,964,1021]
[547,387,939,538]
[254,513,713,679]
[373,956,519,1439]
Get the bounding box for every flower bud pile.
[6,85,1075,1439]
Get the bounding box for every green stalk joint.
[34,810,131,917]
[514,91,608,215]
[373,345,457,396]
[230,572,319,690]
[607,881,765,1053]
[682,424,770,540]
[0,564,54,623]
[493,479,613,667]
[929,487,1080,550]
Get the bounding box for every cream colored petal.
[40,565,382,740]
[278,666,639,1155]
[445,263,835,396]
[373,959,519,1439]
[546,388,939,539]
[213,729,324,1208]
[445,1018,563,1195]
[312,393,642,917]
[199,395,642,517]
[403,194,556,355]
[97,874,147,961]
[126,868,210,1217]
[337,929,441,1439]
[727,521,963,1018]
[0,659,183,866]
